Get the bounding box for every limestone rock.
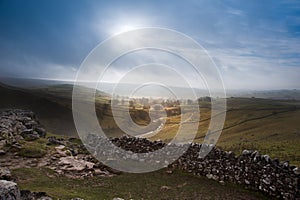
[0,180,20,200]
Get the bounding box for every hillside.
[151,97,300,165]
[0,83,76,136]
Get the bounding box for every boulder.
[47,137,64,145]
[242,150,251,156]
[34,127,46,138]
[0,180,20,200]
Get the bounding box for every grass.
[216,103,300,166]
[3,136,49,158]
[12,167,268,200]
[148,98,300,166]
[17,139,48,158]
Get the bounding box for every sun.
[112,24,138,35]
[118,25,137,33]
[104,16,149,36]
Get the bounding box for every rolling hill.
[1,80,299,165]
[0,83,76,136]
[151,97,300,165]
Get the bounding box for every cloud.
[210,41,300,89]
[0,0,299,90]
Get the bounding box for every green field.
[150,98,300,165]
[12,167,267,200]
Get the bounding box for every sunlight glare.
[112,24,138,35]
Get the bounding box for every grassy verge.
[17,141,47,158]
[3,137,49,158]
[12,167,268,200]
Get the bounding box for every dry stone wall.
[91,135,300,199]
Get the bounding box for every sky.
[0,0,299,90]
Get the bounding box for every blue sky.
[0,0,299,89]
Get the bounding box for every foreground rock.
[0,180,20,200]
[41,143,115,178]
[0,167,52,200]
[20,190,52,200]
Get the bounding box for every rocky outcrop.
[0,180,20,200]
[0,109,46,143]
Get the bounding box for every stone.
[58,156,94,171]
[20,129,33,136]
[262,155,271,163]
[251,150,259,158]
[23,132,40,141]
[225,151,234,159]
[242,150,251,156]
[0,180,20,200]
[160,186,171,191]
[0,150,6,156]
[34,127,46,138]
[293,167,300,175]
[47,136,63,145]
[0,167,11,180]
[283,161,289,169]
[262,178,271,185]
[269,186,276,192]
[11,143,22,151]
[272,158,279,166]
[206,174,213,179]
[19,190,32,199]
[20,190,53,200]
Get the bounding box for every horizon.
[1,76,300,92]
